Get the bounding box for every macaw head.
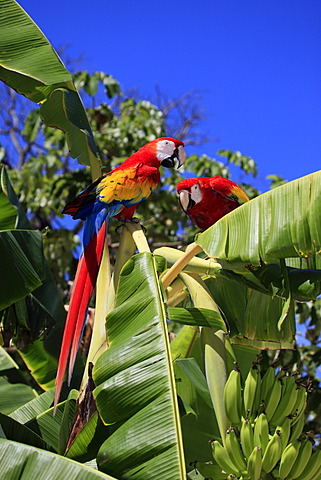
[177,178,203,213]
[154,137,186,168]
[177,176,249,230]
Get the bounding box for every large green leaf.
[0,346,38,414]
[0,230,45,310]
[0,439,116,479]
[0,167,74,388]
[205,276,295,349]
[65,412,113,463]
[196,171,321,269]
[168,306,227,330]
[40,88,100,171]
[0,345,18,371]
[174,359,219,468]
[0,377,37,415]
[0,190,17,230]
[9,389,55,424]
[0,412,50,450]
[175,358,212,409]
[1,167,35,230]
[0,0,100,174]
[0,0,72,102]
[93,253,185,480]
[25,392,78,452]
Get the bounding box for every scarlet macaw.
[54,137,186,409]
[177,176,249,230]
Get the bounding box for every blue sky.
[20,0,321,192]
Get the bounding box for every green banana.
[310,472,321,480]
[270,376,299,426]
[243,366,260,418]
[264,377,282,420]
[253,413,269,454]
[262,430,282,473]
[289,411,305,443]
[240,417,254,460]
[253,416,261,448]
[224,368,243,426]
[260,366,277,403]
[287,438,312,479]
[246,447,262,480]
[251,370,262,419]
[278,416,291,450]
[291,386,307,424]
[278,440,301,480]
[211,440,239,475]
[294,449,321,480]
[309,474,320,480]
[225,428,247,472]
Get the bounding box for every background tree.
[0,2,320,478]
[0,70,258,295]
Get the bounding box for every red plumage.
[177,176,249,230]
[54,137,185,412]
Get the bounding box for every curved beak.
[161,145,186,169]
[177,145,186,168]
[178,190,195,212]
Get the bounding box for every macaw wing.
[225,184,249,205]
[63,163,159,221]
[97,166,156,206]
[63,176,102,218]
[209,178,249,206]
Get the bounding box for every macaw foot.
[115,217,146,235]
[117,216,140,224]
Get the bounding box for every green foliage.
[267,174,287,189]
[0,3,321,479]
[3,64,260,295]
[218,149,257,177]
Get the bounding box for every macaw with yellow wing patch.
[177,176,249,230]
[54,137,186,410]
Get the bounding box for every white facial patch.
[190,183,202,204]
[156,140,176,162]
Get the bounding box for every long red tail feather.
[54,222,107,412]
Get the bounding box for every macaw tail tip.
[53,383,61,415]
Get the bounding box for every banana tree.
[1,1,321,480]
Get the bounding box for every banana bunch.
[208,364,321,480]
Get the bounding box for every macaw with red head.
[177,176,249,230]
[55,137,185,409]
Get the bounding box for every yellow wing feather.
[97,166,157,205]
[229,184,250,204]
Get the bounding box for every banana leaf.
[196,170,321,270]
[204,276,295,349]
[174,359,219,468]
[25,391,78,452]
[0,346,38,414]
[0,412,50,450]
[0,230,45,311]
[0,0,100,176]
[93,253,186,480]
[9,389,55,424]
[0,168,71,390]
[168,306,227,330]
[0,377,37,415]
[0,439,116,479]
